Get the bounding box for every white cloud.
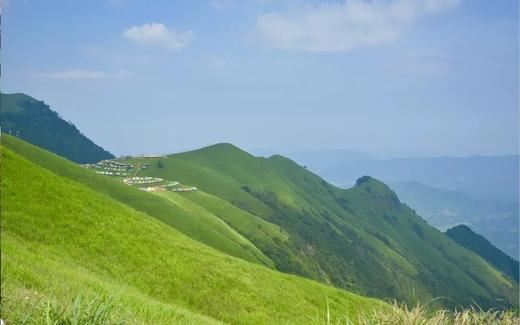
[256,0,461,52]
[123,23,194,50]
[36,69,131,80]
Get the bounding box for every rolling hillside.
[1,135,276,268]
[134,143,518,309]
[446,225,519,283]
[3,135,518,315]
[0,93,114,163]
[1,137,386,324]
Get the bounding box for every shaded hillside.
[134,143,518,309]
[446,225,519,282]
[1,138,385,324]
[392,181,519,258]
[1,93,113,163]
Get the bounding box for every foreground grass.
[6,295,119,325]
[7,296,519,325]
[356,302,520,325]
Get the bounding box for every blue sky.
[2,0,518,157]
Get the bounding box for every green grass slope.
[446,225,519,282]
[1,143,386,324]
[180,190,292,264]
[1,135,273,267]
[137,143,518,309]
[154,191,275,267]
[1,93,114,163]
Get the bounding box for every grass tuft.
[15,295,120,325]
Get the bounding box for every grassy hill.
[134,143,518,309]
[1,93,114,163]
[1,135,276,268]
[3,135,518,315]
[1,137,386,324]
[446,225,519,283]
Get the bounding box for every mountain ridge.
[134,142,519,309]
[446,225,519,282]
[0,93,114,163]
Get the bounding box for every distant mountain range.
[446,225,519,283]
[289,153,519,204]
[1,93,114,163]
[391,181,519,259]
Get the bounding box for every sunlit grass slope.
[154,191,275,267]
[1,144,387,324]
[1,135,272,267]
[178,190,293,265]
[138,143,519,309]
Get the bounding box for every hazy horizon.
[3,0,519,157]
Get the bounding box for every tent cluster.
[84,159,198,193]
[123,177,164,185]
[84,160,135,177]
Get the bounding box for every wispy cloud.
[256,0,462,52]
[35,69,131,80]
[122,23,194,50]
